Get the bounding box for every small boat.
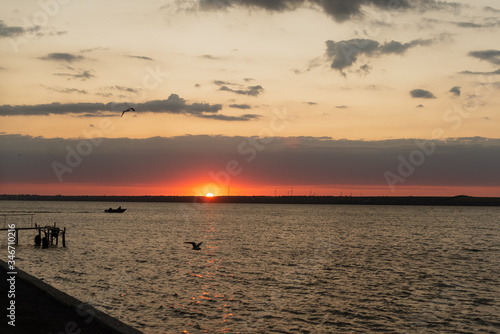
[104,207,126,213]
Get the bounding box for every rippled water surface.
[1,201,499,333]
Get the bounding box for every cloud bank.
[0,94,257,120]
[1,135,499,189]
[198,0,460,22]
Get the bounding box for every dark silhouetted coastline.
[1,194,499,206]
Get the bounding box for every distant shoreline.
[1,194,500,206]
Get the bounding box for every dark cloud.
[219,85,264,96]
[96,92,113,98]
[318,0,394,22]
[468,50,500,65]
[199,0,304,12]
[0,21,28,38]
[246,85,264,96]
[127,55,154,61]
[335,105,348,109]
[325,38,434,75]
[213,79,263,97]
[461,50,500,75]
[198,0,460,23]
[356,63,372,75]
[410,89,436,99]
[0,23,68,42]
[416,104,424,108]
[449,86,461,96]
[229,104,252,109]
[303,102,317,105]
[80,47,109,53]
[40,53,85,63]
[135,94,222,115]
[453,21,490,28]
[111,86,141,94]
[200,54,220,60]
[213,80,238,86]
[325,39,379,74]
[423,17,500,29]
[2,135,498,189]
[0,102,107,116]
[49,30,67,36]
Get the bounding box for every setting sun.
[206,193,214,198]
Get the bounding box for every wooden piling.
[62,227,66,247]
[55,222,58,246]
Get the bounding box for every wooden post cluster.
[1,215,66,249]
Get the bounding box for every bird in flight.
[185,242,203,250]
[121,107,135,117]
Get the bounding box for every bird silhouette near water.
[185,242,203,250]
[121,107,135,117]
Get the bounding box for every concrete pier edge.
[0,259,143,334]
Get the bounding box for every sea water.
[1,201,499,333]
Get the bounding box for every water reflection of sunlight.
[176,205,240,333]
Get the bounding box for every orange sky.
[1,182,498,198]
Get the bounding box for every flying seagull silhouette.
[185,242,203,250]
[121,107,135,117]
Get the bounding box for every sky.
[0,0,499,196]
